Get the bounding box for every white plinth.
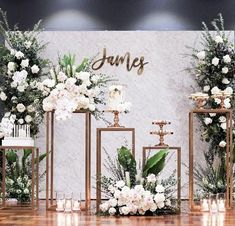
[2,137,35,147]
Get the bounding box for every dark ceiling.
[0,0,234,30]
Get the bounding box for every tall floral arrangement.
[0,9,49,136]
[99,147,178,216]
[188,14,234,194]
[42,54,111,120]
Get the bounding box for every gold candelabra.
[150,120,173,147]
[105,110,124,128]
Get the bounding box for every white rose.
[121,206,130,215]
[25,115,32,123]
[224,98,231,109]
[214,35,223,43]
[222,67,229,74]
[209,113,216,117]
[17,85,25,92]
[43,99,54,112]
[155,184,165,193]
[11,82,17,88]
[196,51,206,60]
[157,201,165,209]
[88,104,95,112]
[223,55,231,63]
[24,41,32,49]
[16,103,26,113]
[4,112,11,117]
[27,105,35,112]
[221,122,226,130]
[18,119,24,124]
[76,71,90,81]
[154,193,165,203]
[150,203,157,212]
[91,75,99,83]
[214,98,221,104]
[219,141,226,148]
[224,87,233,95]
[211,86,221,95]
[20,59,29,68]
[7,62,15,71]
[65,77,77,89]
[219,116,226,123]
[212,57,219,66]
[0,92,7,101]
[15,51,24,59]
[42,79,55,88]
[203,85,210,92]
[147,174,156,183]
[222,78,230,84]
[204,117,212,125]
[57,71,67,82]
[100,202,109,212]
[109,198,117,207]
[115,180,125,188]
[31,64,40,74]
[108,207,116,215]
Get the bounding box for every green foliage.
[143,149,168,177]
[3,149,46,202]
[117,146,137,186]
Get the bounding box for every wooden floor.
[0,201,235,226]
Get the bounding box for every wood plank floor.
[0,201,235,226]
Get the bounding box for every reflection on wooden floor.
[0,201,234,225]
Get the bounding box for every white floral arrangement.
[0,10,49,137]
[42,54,110,120]
[108,85,131,113]
[188,14,235,195]
[99,147,178,216]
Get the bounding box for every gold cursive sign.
[92,48,148,75]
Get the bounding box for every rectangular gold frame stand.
[0,146,39,211]
[142,146,181,209]
[46,110,91,211]
[189,109,233,211]
[96,127,135,211]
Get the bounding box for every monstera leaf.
[118,146,137,186]
[143,149,168,177]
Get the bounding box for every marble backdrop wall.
[35,31,234,199]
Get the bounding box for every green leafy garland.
[188,14,234,194]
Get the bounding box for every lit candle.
[218,200,225,212]
[56,200,64,212]
[64,200,72,212]
[201,199,209,211]
[210,200,218,213]
[72,200,80,211]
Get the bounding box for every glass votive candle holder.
[56,191,65,212]
[64,193,73,213]
[200,194,209,212]
[209,194,218,213]
[72,193,81,212]
[217,193,226,212]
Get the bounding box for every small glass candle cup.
[64,192,73,213]
[217,193,226,212]
[56,191,65,212]
[209,194,218,213]
[72,193,81,212]
[200,194,210,212]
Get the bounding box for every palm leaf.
[143,149,168,177]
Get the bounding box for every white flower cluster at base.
[100,175,171,216]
